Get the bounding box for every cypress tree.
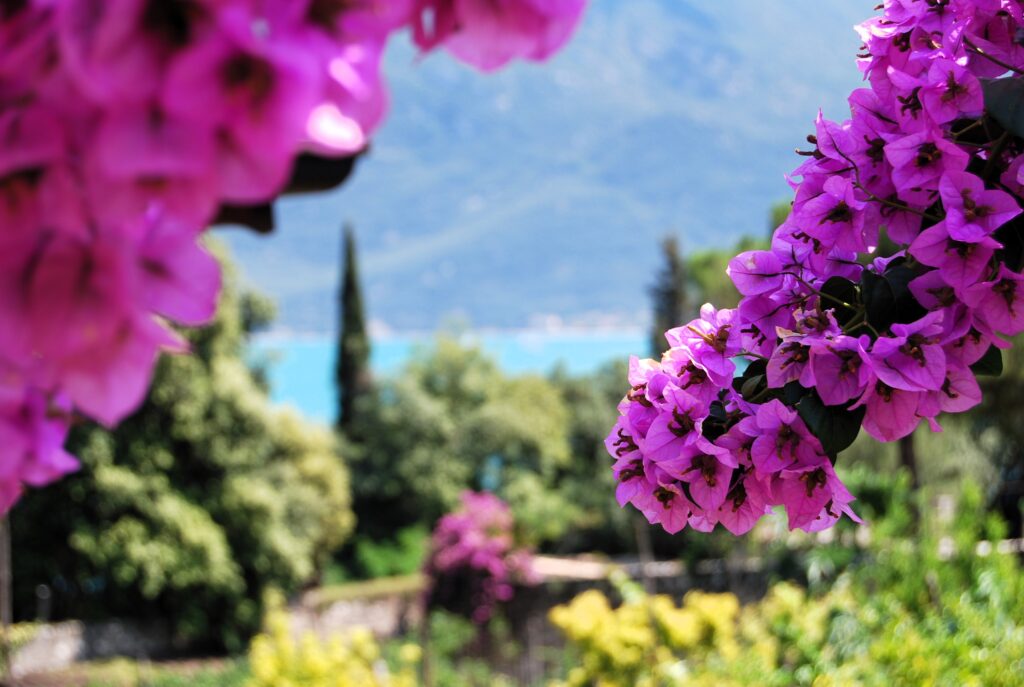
[336,224,372,434]
[649,235,690,358]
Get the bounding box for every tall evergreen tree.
[649,235,690,357]
[336,225,372,434]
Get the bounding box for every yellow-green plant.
[550,549,1024,687]
[548,573,740,687]
[247,592,420,687]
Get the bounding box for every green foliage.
[858,258,923,332]
[550,483,1024,687]
[415,611,519,687]
[683,201,780,313]
[143,664,250,687]
[346,336,576,547]
[352,525,430,579]
[245,603,511,687]
[348,338,696,558]
[546,361,641,554]
[840,418,995,494]
[974,332,1024,530]
[12,246,354,649]
[770,201,791,232]
[820,276,859,325]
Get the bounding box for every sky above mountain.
[224,1,870,333]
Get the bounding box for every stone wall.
[10,620,171,679]
[8,555,774,679]
[290,589,424,640]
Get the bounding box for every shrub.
[246,591,420,687]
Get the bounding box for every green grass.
[40,658,249,687]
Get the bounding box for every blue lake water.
[252,331,648,422]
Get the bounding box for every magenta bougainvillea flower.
[748,400,826,475]
[727,250,785,297]
[809,335,873,406]
[0,389,77,513]
[886,131,970,202]
[667,442,736,513]
[966,265,1024,335]
[642,387,709,463]
[0,0,587,513]
[412,0,587,72]
[666,304,742,387]
[939,172,1021,243]
[717,476,773,535]
[772,461,861,533]
[870,313,947,392]
[608,0,1024,536]
[425,491,537,623]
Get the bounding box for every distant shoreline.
[251,330,648,421]
[253,328,649,343]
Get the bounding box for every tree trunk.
[633,516,655,593]
[1,517,11,682]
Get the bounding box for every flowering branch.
[608,0,1024,537]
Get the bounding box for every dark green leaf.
[820,276,859,326]
[983,78,1024,139]
[782,381,809,406]
[211,154,362,233]
[859,260,925,332]
[213,203,275,233]
[860,270,893,332]
[740,374,765,401]
[796,393,866,458]
[970,345,1004,377]
[733,359,767,400]
[995,213,1024,273]
[287,152,361,194]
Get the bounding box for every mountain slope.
[224,0,869,332]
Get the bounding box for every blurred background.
[7,2,1024,686]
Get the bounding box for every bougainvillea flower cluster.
[0,0,586,513]
[425,491,537,623]
[609,0,1024,535]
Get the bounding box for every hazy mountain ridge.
[225,1,868,332]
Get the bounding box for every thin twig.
[965,38,1024,76]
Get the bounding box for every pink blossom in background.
[425,491,537,623]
